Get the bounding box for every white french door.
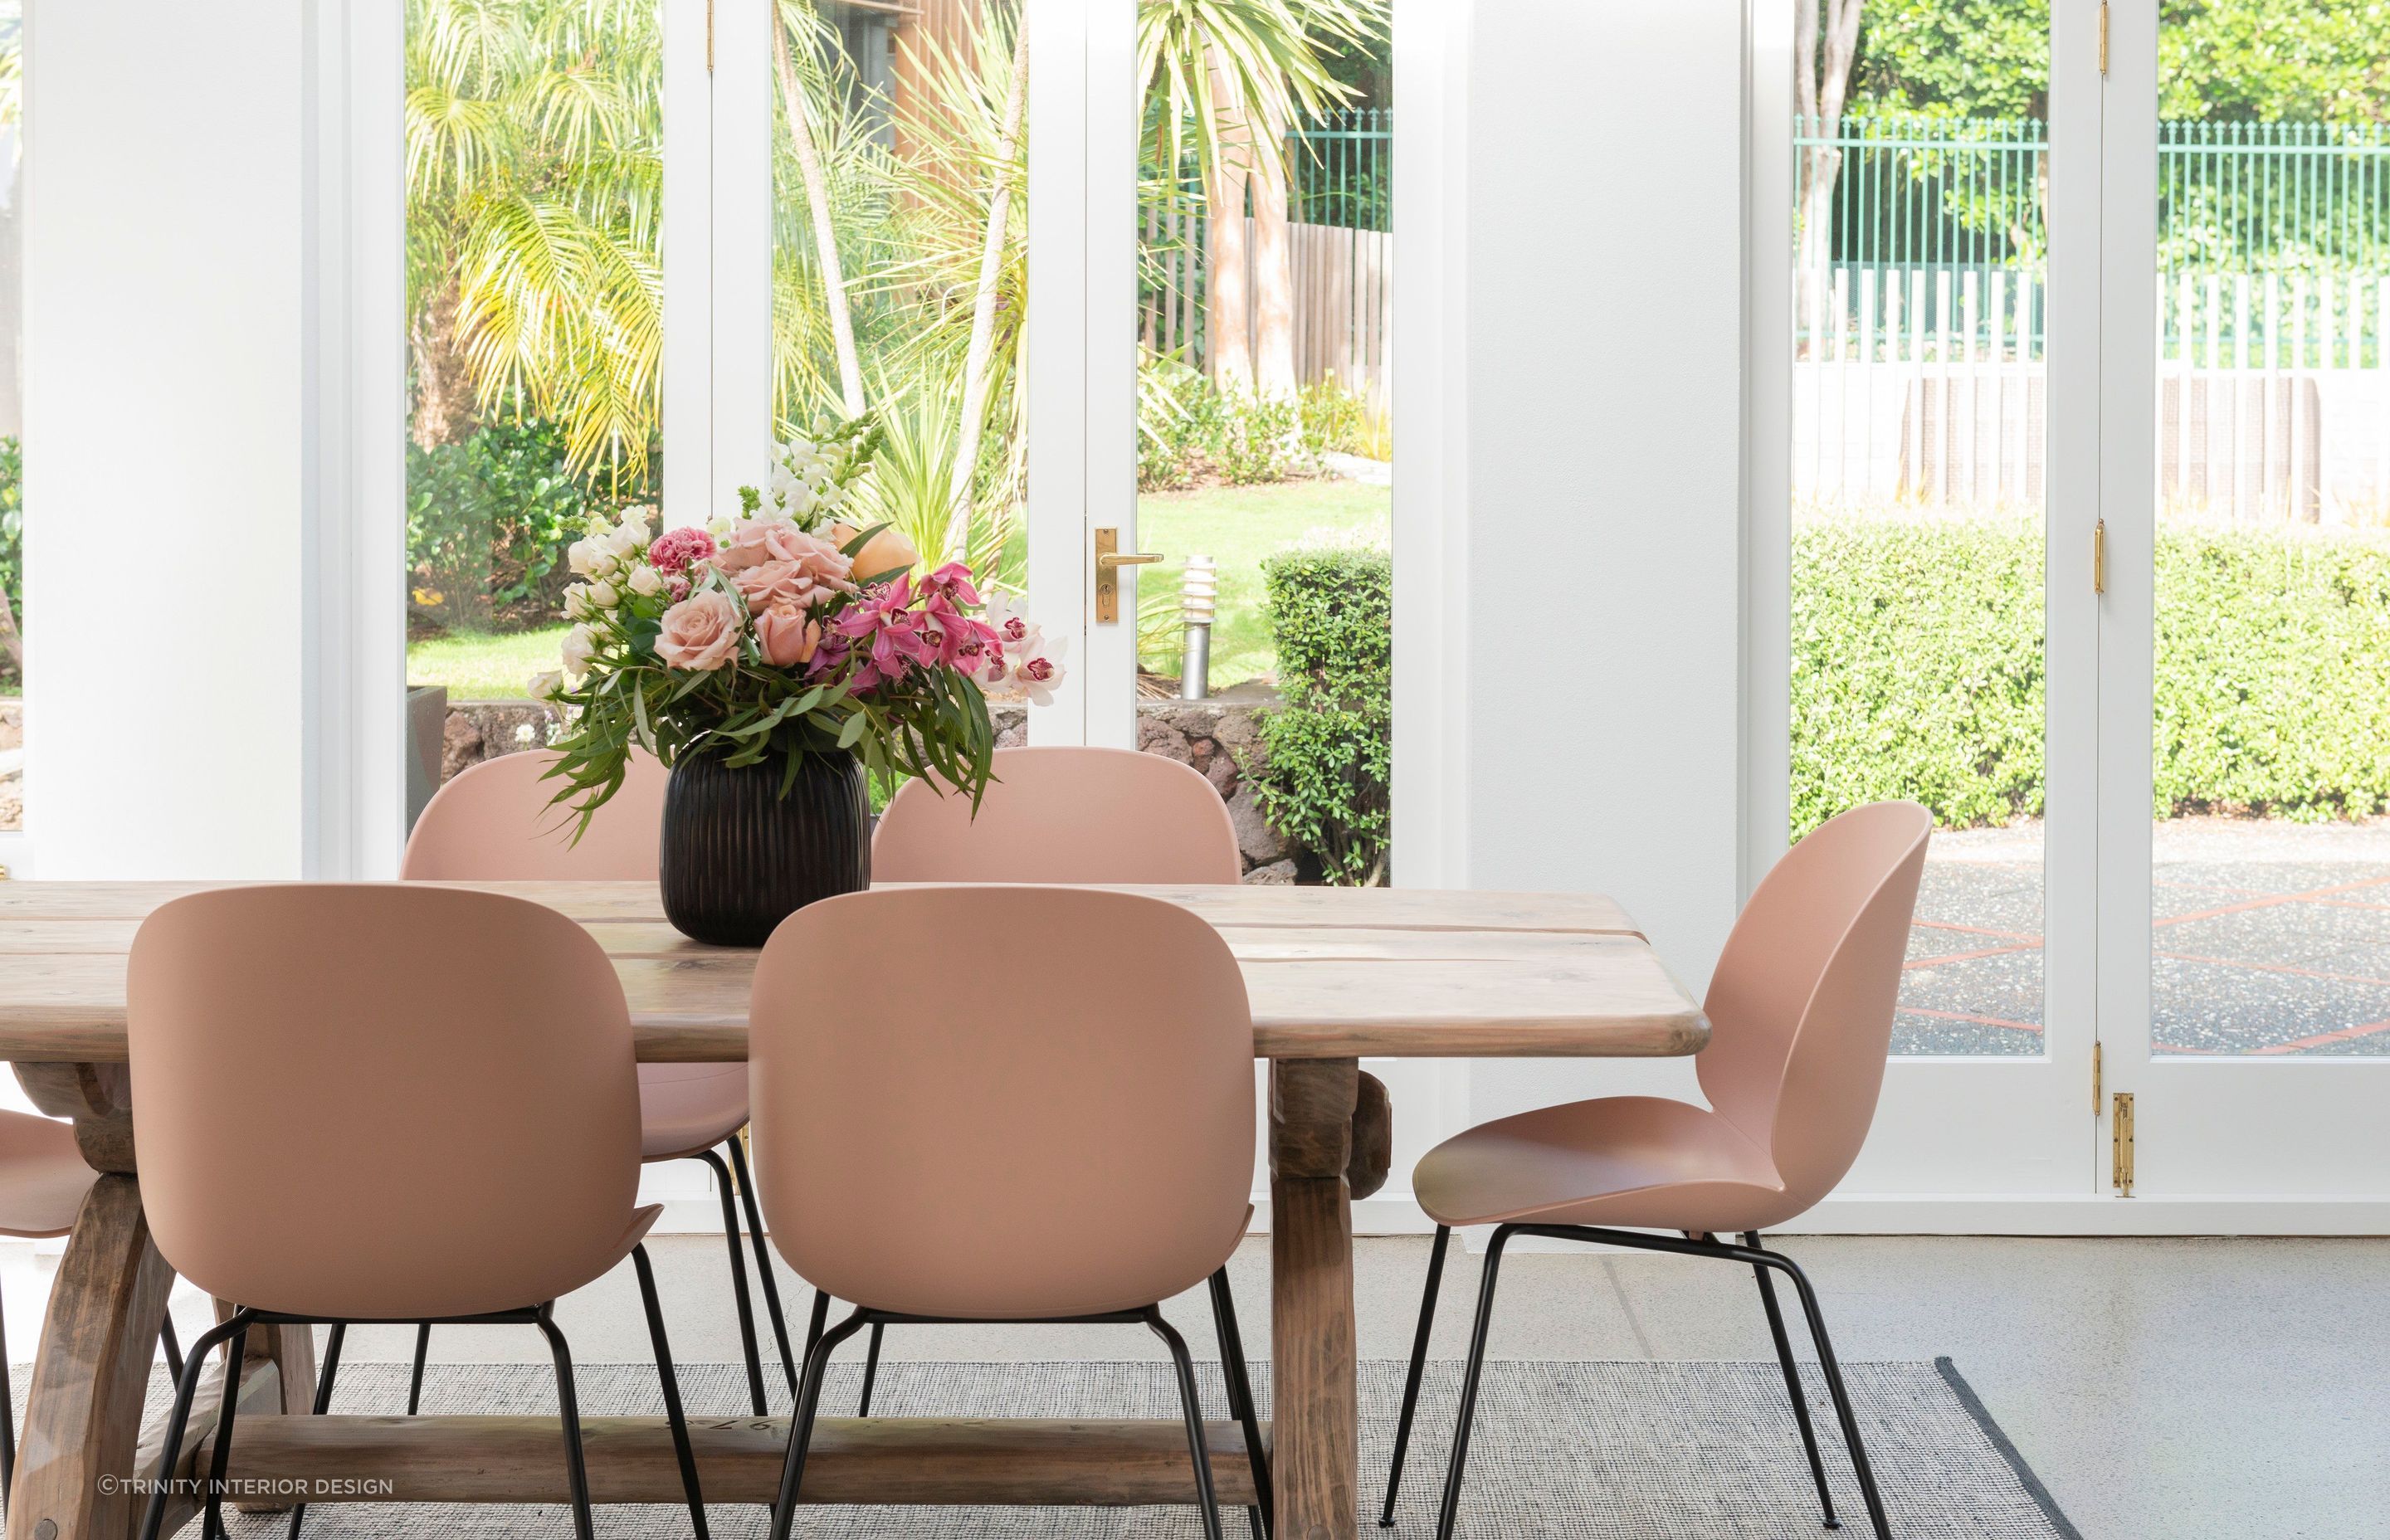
[1786,0,2390,1224]
[2093,0,2390,1210]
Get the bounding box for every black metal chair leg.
[802,1288,831,1360]
[856,1323,885,1416]
[1208,1267,1271,1540]
[726,1131,799,1401]
[533,1305,598,1540]
[161,1309,186,1383]
[1745,1231,1840,1531]
[2,1283,15,1507]
[696,1148,768,1415]
[284,1323,348,1540]
[768,1309,871,1540]
[1147,1309,1228,1540]
[1433,1226,1514,1540]
[200,1318,253,1540]
[1762,1248,1894,1540]
[633,1243,712,1538]
[406,1322,431,1415]
[136,1313,252,1540]
[1379,1222,1451,1528]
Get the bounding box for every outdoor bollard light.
[1180,555,1217,701]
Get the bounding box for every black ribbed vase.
[659,750,871,947]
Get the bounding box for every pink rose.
[654,589,742,671]
[754,603,823,669]
[827,520,921,584]
[728,532,855,612]
[719,516,860,575]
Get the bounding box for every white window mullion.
[710,0,773,521]
[661,0,715,528]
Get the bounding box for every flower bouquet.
[535,416,1064,944]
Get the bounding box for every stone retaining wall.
[441,694,1304,882]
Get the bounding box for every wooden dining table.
[0,880,1708,1540]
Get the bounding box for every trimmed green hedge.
[1256,545,1393,885]
[1793,516,2390,835]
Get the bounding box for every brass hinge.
[2093,518,2107,595]
[2110,1091,2135,1196]
[706,0,715,72]
[2098,1,2111,76]
[2092,1041,2102,1113]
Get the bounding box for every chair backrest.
[872,746,1241,885]
[402,750,668,880]
[749,886,1255,1320]
[127,885,643,1319]
[1696,801,1931,1214]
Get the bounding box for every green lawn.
[407,624,572,699]
[407,477,1391,699]
[1135,477,1390,685]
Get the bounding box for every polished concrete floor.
[142,1231,2390,1540]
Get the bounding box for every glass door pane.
[1132,1,1393,885]
[398,0,666,817]
[2149,66,2390,1061]
[1790,12,2051,1056]
[769,0,1032,777]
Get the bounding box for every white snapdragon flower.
[628,564,664,597]
[560,624,598,680]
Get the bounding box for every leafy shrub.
[407,419,641,633]
[1297,378,1374,460]
[1792,514,2390,835]
[1256,544,1392,885]
[0,436,19,620]
[1136,354,1317,490]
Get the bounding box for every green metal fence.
[1141,109,1393,383]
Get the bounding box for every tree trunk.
[944,16,1031,561]
[409,277,477,451]
[1203,51,1256,392]
[775,15,866,419]
[1249,95,1298,398]
[1794,0,1865,356]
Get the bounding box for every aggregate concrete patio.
[1897,815,2390,1055]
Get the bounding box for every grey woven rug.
[150,1358,2075,1538]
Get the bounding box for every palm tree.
[406,0,663,479]
[1137,0,1386,395]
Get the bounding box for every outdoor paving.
[1893,815,2390,1056]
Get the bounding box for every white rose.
[563,582,594,620]
[527,670,564,701]
[589,580,620,609]
[628,564,664,597]
[709,516,733,535]
[560,624,598,680]
[568,539,600,578]
[605,524,641,557]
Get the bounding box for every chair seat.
[1412,1096,1794,1235]
[0,1108,100,1239]
[639,1064,749,1163]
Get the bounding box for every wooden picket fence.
[1143,215,1393,406]
[1795,263,2390,521]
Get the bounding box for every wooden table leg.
[1270,1057,1361,1540]
[5,1174,175,1540]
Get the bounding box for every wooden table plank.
[0,885,1707,1063]
[0,880,1645,936]
[178,1414,1265,1508]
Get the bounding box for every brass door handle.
[1094,528,1162,623]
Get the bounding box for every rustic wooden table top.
[0,880,1710,1063]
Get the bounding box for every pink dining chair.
[403,749,796,1419]
[0,1111,110,1506]
[865,745,1266,1534]
[1378,801,1932,1540]
[748,885,1261,1540]
[125,885,707,1540]
[874,744,1242,885]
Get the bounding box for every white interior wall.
[22,0,311,879]
[1461,0,1748,1128]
